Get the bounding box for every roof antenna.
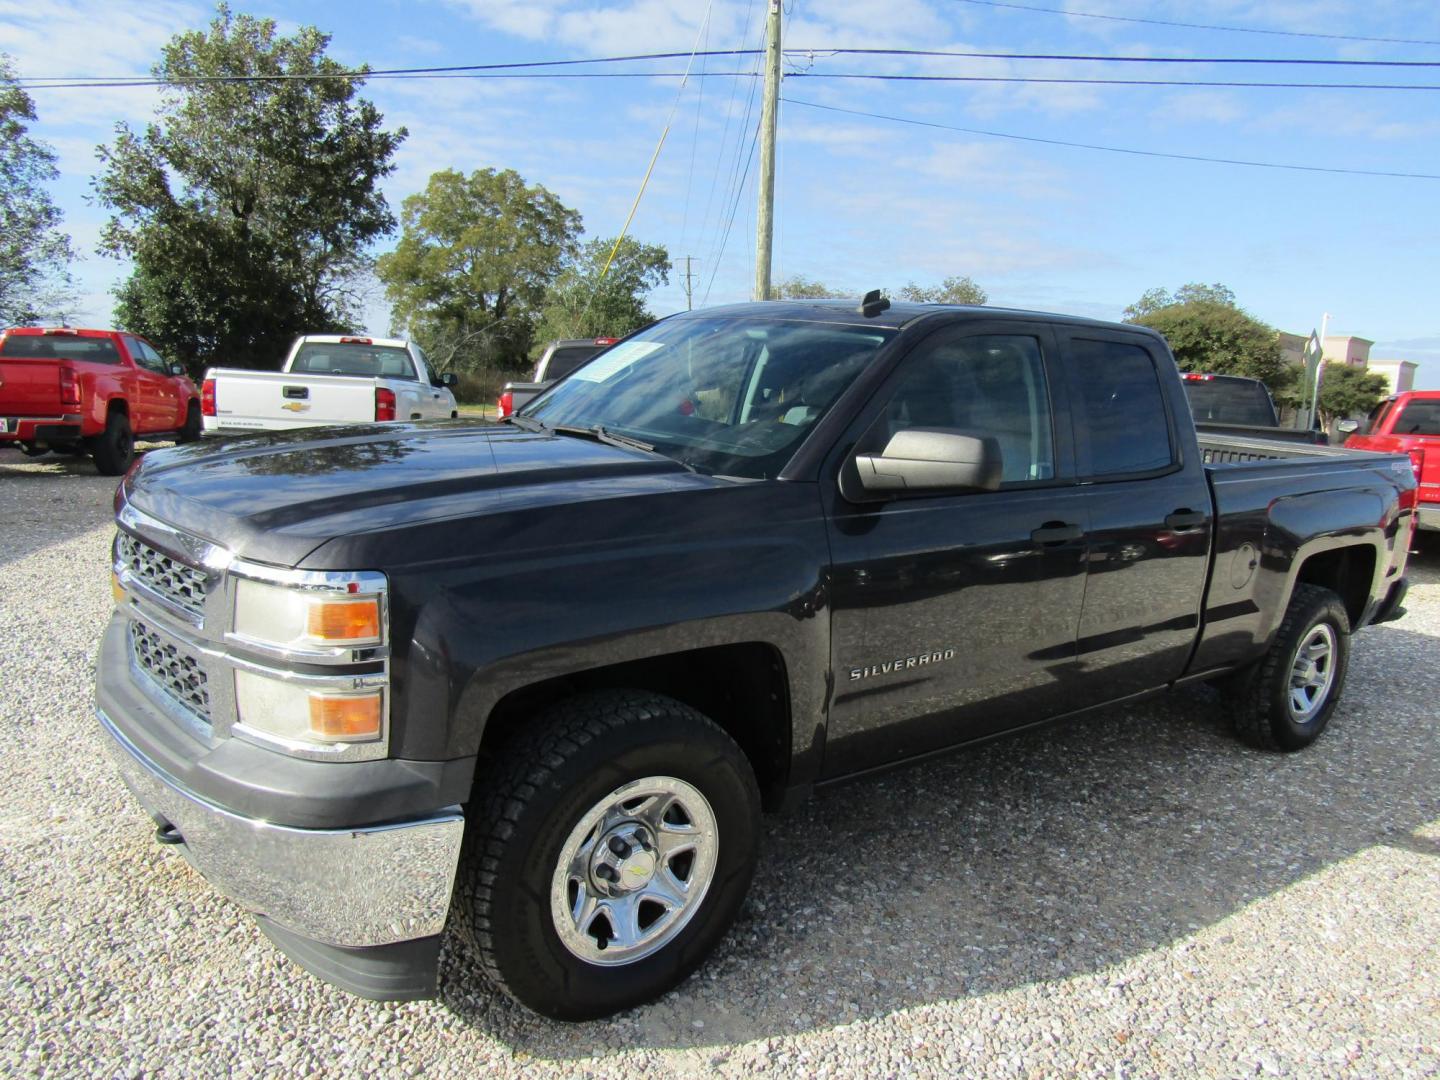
[857,289,890,318]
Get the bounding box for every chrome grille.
[116,532,209,618]
[130,619,212,724]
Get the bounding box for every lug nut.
[595,864,617,882]
[608,836,632,857]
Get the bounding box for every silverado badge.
[849,649,956,681]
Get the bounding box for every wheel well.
[479,643,792,809]
[107,398,129,419]
[1294,545,1376,627]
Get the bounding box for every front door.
[821,322,1091,779]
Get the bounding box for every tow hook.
[155,822,185,846]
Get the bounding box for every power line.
[782,96,1440,180]
[27,70,1440,92]
[949,0,1440,47]
[21,47,1440,89]
[790,73,1440,90]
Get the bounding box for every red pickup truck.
[0,327,200,475]
[1344,389,1440,529]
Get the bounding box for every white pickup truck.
[201,335,459,436]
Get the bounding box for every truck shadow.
[438,619,1440,1055]
[0,450,132,570]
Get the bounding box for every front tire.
[1227,583,1351,751]
[453,690,761,1020]
[89,411,135,476]
[177,401,202,443]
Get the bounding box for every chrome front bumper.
[99,708,465,949]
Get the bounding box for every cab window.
[873,333,1056,485]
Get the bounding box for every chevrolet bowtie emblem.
[281,401,310,412]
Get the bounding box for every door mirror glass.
[1336,419,1359,434]
[439,372,459,389]
[853,428,1003,496]
[170,362,186,377]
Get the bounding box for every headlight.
[233,577,384,651]
[234,670,386,748]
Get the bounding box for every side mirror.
[852,429,1003,496]
[170,363,186,376]
[1336,419,1359,434]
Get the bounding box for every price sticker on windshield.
[572,340,664,383]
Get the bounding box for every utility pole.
[753,0,782,301]
[683,255,696,311]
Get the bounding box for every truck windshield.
[523,316,894,478]
[1182,376,1279,427]
[1391,399,1440,436]
[291,343,416,380]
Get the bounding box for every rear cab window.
[1,333,121,364]
[545,346,604,380]
[291,342,417,380]
[1390,398,1440,436]
[1068,336,1176,479]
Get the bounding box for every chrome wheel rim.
[1288,623,1337,724]
[549,776,719,967]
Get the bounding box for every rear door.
[1057,330,1213,702]
[821,319,1091,777]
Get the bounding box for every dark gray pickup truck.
[98,300,1415,1020]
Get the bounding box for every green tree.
[0,56,76,325]
[532,236,669,347]
[1315,363,1389,429]
[1124,284,1288,389]
[899,275,987,306]
[94,5,404,369]
[775,275,847,299]
[1123,282,1235,321]
[376,167,581,373]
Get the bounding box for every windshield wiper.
[503,414,545,432]
[552,424,655,453]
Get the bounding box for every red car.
[0,327,200,475]
[1344,389,1440,530]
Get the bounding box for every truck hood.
[122,420,722,567]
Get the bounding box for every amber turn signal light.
[111,572,126,605]
[305,598,381,644]
[308,693,383,741]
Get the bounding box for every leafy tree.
[1315,362,1388,429]
[532,236,669,347]
[899,275,987,306]
[1124,284,1288,390]
[775,275,848,300]
[1124,282,1235,321]
[94,5,404,369]
[0,56,76,325]
[376,167,581,373]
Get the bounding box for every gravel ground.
[1,447,1438,1079]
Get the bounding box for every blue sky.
[5,0,1439,382]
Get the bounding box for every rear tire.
[452,690,761,1020]
[90,411,135,476]
[177,401,202,443]
[1226,583,1351,751]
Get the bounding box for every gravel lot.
[2,447,1437,1078]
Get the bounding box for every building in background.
[1322,335,1373,367]
[1367,359,1418,395]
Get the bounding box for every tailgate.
[210,370,379,429]
[0,359,64,415]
